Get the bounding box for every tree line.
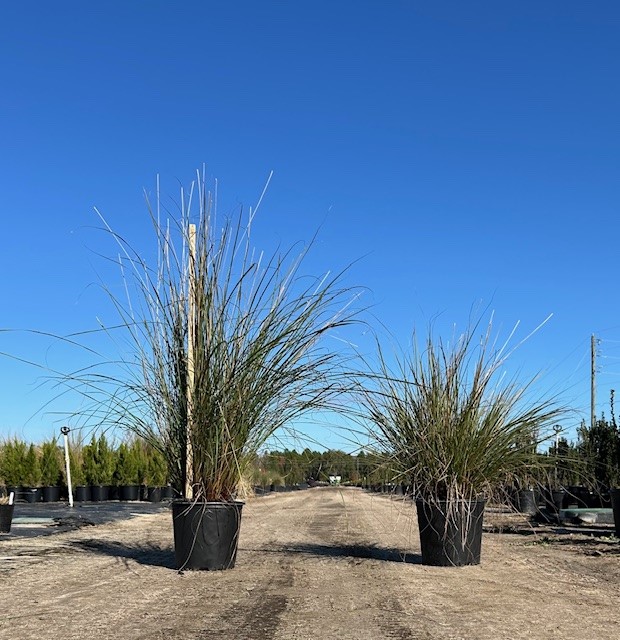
[4,412,620,493]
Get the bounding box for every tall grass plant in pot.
[360,318,564,566]
[64,170,359,569]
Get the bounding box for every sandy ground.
[1,486,619,640]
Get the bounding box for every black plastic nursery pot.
[172,500,244,571]
[146,486,162,503]
[553,489,566,510]
[22,487,41,503]
[610,489,620,537]
[0,504,15,534]
[515,489,538,515]
[90,485,109,502]
[416,499,486,567]
[119,485,140,501]
[42,486,61,503]
[74,485,91,502]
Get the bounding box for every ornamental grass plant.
[63,169,359,502]
[360,318,565,525]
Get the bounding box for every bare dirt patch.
[1,487,619,639]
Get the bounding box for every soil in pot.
[416,499,486,567]
[172,500,244,570]
[0,504,15,534]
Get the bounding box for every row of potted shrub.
[0,434,171,502]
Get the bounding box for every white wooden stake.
[61,426,74,508]
[185,223,197,500]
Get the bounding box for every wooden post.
[185,224,197,500]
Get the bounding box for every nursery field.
[1,486,619,640]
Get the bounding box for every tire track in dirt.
[196,563,294,639]
[247,487,432,640]
[376,596,434,640]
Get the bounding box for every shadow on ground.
[69,539,176,569]
[69,538,423,569]
[248,542,423,564]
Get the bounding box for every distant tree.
[0,438,28,486]
[40,439,63,487]
[145,445,168,486]
[24,443,42,487]
[113,442,140,485]
[546,436,582,487]
[578,415,620,491]
[83,434,115,485]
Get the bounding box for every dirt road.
[1,487,619,640]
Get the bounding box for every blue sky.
[1,1,619,450]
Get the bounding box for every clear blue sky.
[1,1,619,450]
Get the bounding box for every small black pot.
[22,487,41,503]
[172,500,244,570]
[90,485,110,502]
[610,488,620,537]
[42,486,61,503]
[119,485,140,501]
[160,485,174,500]
[551,489,566,513]
[0,504,15,534]
[146,486,162,503]
[416,499,486,566]
[515,489,538,515]
[74,485,91,502]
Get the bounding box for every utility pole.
[591,334,596,430]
